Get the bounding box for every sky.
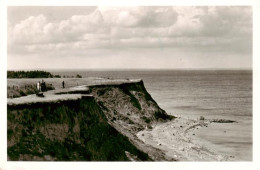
[7,6,252,70]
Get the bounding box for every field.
[7,77,127,98]
[7,78,83,98]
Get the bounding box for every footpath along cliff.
[7,79,174,161]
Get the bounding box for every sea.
[51,69,252,161]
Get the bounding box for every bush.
[154,111,174,121]
[76,74,82,78]
[141,116,151,123]
[53,75,61,78]
[19,90,26,96]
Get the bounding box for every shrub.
[19,90,26,96]
[141,116,151,124]
[154,111,174,121]
[76,74,82,78]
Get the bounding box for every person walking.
[62,81,65,88]
[37,81,41,92]
[40,79,47,92]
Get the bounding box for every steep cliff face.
[89,80,173,133]
[7,79,173,161]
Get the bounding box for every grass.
[7,77,100,94]
[120,88,142,111]
[7,83,55,98]
[7,98,149,161]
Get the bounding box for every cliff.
[7,79,174,161]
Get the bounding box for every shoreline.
[136,117,236,161]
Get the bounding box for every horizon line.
[7,68,253,71]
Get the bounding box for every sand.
[136,117,234,161]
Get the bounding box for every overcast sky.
[7,6,252,70]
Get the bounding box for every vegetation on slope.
[7,98,149,161]
[7,80,174,161]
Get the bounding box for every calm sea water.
[51,69,252,161]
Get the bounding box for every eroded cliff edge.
[7,79,174,161]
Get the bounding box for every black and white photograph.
[1,2,260,170]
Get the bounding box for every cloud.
[11,14,48,44]
[8,6,252,58]
[98,6,178,27]
[10,9,107,45]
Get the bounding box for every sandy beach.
[137,116,235,161]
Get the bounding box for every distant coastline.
[7,70,82,79]
[7,68,252,72]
